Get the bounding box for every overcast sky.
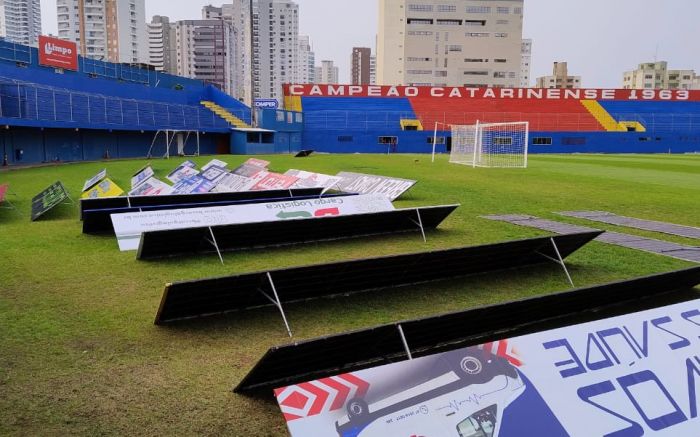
[40,0,700,87]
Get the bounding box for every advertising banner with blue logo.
[275,299,700,436]
[255,99,279,110]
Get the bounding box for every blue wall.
[0,127,222,164]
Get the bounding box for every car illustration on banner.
[333,347,524,437]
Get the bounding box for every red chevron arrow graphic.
[297,382,330,416]
[337,372,370,398]
[319,376,352,411]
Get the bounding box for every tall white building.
[148,15,176,74]
[253,0,299,103]
[57,0,148,64]
[536,61,581,89]
[0,0,41,46]
[174,18,236,95]
[315,60,339,84]
[377,0,524,87]
[296,34,315,84]
[520,38,531,88]
[622,61,697,90]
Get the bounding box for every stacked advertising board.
[235,268,700,436]
[111,194,394,251]
[336,172,416,201]
[31,181,70,221]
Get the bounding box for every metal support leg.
[536,238,575,288]
[205,226,224,265]
[397,324,413,360]
[409,209,427,243]
[319,180,341,199]
[126,196,132,208]
[265,272,293,338]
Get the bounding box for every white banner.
[167,165,200,184]
[127,178,173,197]
[277,299,700,437]
[212,173,257,193]
[202,159,228,172]
[82,169,107,192]
[337,171,416,201]
[111,194,394,251]
[131,166,154,189]
[286,169,343,189]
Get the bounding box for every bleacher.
[0,38,252,134]
[600,100,700,133]
[301,97,416,131]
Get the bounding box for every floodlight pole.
[397,324,413,360]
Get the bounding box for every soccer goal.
[450,121,529,168]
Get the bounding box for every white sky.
[40,0,700,87]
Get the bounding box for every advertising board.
[111,194,394,251]
[277,299,700,436]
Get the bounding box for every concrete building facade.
[520,38,531,87]
[174,18,236,95]
[57,0,148,64]
[297,34,315,84]
[536,61,581,89]
[0,0,41,46]
[315,59,339,84]
[147,15,176,74]
[351,46,372,85]
[377,0,524,87]
[622,61,697,90]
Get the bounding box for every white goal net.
[450,121,529,168]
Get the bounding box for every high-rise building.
[297,35,315,84]
[536,62,581,89]
[57,0,148,64]
[369,54,376,84]
[351,47,372,85]
[174,18,236,95]
[252,0,299,103]
[622,61,697,90]
[377,0,524,87]
[520,38,531,88]
[0,0,41,46]
[148,15,176,74]
[315,60,339,84]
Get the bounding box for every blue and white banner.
[276,299,700,436]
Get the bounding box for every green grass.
[1,153,699,435]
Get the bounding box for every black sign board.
[31,181,69,221]
[137,205,459,260]
[235,267,700,393]
[294,150,314,158]
[155,232,601,325]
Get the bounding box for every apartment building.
[622,61,697,90]
[57,0,148,64]
[377,0,524,87]
[174,18,236,95]
[536,61,581,89]
[351,47,372,85]
[297,34,315,84]
[520,38,531,87]
[147,15,176,74]
[0,0,41,46]
[315,59,339,84]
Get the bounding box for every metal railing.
[304,110,700,133]
[0,78,249,131]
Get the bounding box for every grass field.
[1,153,699,435]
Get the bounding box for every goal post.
[450,121,529,168]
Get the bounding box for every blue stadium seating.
[600,100,700,133]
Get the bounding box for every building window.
[338,135,353,142]
[466,6,491,13]
[494,33,508,38]
[533,137,552,145]
[429,136,446,144]
[407,70,432,74]
[436,19,462,25]
[378,136,398,144]
[407,18,433,25]
[465,58,485,63]
[464,70,489,76]
[493,137,513,146]
[465,32,490,37]
[408,4,433,12]
[407,57,432,61]
[464,20,486,26]
[437,5,456,12]
[497,7,510,14]
[407,31,433,36]
[448,45,462,52]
